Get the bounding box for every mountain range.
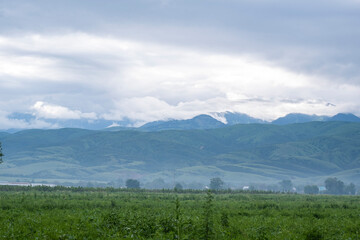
[3,112,360,133]
[1,121,360,186]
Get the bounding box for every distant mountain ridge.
[329,113,360,122]
[272,113,330,125]
[2,111,360,132]
[140,114,225,131]
[136,112,360,131]
[272,113,360,125]
[138,112,268,131]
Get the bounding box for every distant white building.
[0,182,31,186]
[0,182,56,187]
[31,183,56,187]
[243,186,250,190]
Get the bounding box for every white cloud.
[0,34,137,56]
[0,110,58,130]
[31,101,97,120]
[0,32,360,126]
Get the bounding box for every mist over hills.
[1,121,360,186]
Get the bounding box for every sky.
[0,0,360,129]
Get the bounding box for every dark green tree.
[304,185,319,194]
[345,183,356,195]
[325,177,344,195]
[125,179,140,189]
[174,183,183,191]
[0,142,3,164]
[209,177,224,190]
[279,179,293,192]
[148,178,167,189]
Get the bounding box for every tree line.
[304,177,356,195]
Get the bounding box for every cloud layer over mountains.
[1,0,360,129]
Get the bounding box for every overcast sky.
[0,0,360,128]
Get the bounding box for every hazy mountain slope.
[140,114,225,131]
[1,122,360,184]
[272,113,329,125]
[0,132,10,138]
[328,113,360,122]
[271,113,360,125]
[2,128,96,152]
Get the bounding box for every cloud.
[0,111,58,130]
[3,0,360,131]
[0,27,359,126]
[1,0,359,83]
[31,101,97,120]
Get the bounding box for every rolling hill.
[0,121,360,186]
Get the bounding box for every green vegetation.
[0,186,359,239]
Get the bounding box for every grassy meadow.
[0,186,359,239]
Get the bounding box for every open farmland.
[0,187,359,239]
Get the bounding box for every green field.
[0,187,359,239]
